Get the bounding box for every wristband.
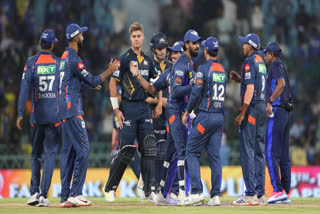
[268,99,273,104]
[110,97,119,110]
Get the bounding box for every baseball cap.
[40,30,58,44]
[168,41,183,52]
[184,29,202,43]
[238,33,261,49]
[201,37,219,53]
[150,33,168,48]
[262,42,284,57]
[66,24,88,40]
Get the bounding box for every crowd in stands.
[0,0,319,167]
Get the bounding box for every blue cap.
[168,41,183,52]
[66,24,88,40]
[262,42,283,57]
[238,33,261,49]
[40,30,58,44]
[184,29,202,42]
[201,37,219,53]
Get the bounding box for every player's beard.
[77,39,83,49]
[190,48,199,58]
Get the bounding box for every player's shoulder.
[26,53,40,65]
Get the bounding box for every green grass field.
[0,197,319,214]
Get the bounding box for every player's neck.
[132,47,142,57]
[69,42,79,53]
[40,49,51,53]
[185,50,193,61]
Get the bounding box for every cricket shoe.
[75,195,92,206]
[258,195,267,206]
[141,191,156,203]
[104,190,116,202]
[180,193,205,206]
[27,192,39,206]
[208,195,220,206]
[267,190,288,204]
[274,198,291,204]
[165,193,178,206]
[154,192,166,205]
[38,196,50,207]
[233,195,259,206]
[60,201,78,208]
[177,189,187,205]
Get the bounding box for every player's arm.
[129,61,156,94]
[268,68,285,103]
[72,58,118,88]
[17,63,32,130]
[182,70,204,126]
[172,66,192,98]
[230,70,241,83]
[235,61,255,126]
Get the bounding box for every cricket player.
[181,37,226,206]
[104,22,161,202]
[166,29,202,204]
[17,30,60,207]
[263,42,292,204]
[230,33,267,206]
[59,23,118,207]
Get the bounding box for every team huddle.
[17,21,293,207]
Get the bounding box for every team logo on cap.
[244,64,250,72]
[78,62,84,70]
[191,31,198,36]
[42,33,48,38]
[173,42,180,46]
[213,42,219,47]
[159,38,166,43]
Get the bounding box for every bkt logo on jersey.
[212,73,225,83]
[259,64,266,74]
[60,61,65,70]
[37,65,56,74]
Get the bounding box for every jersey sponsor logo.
[197,79,203,86]
[189,71,193,79]
[244,64,250,72]
[37,65,56,74]
[113,70,120,77]
[81,69,89,77]
[245,72,251,80]
[212,73,226,83]
[259,64,266,74]
[37,92,57,99]
[175,77,182,85]
[143,61,148,66]
[196,72,203,78]
[23,65,27,72]
[175,70,184,76]
[78,62,84,70]
[139,70,149,76]
[60,61,65,70]
[214,101,222,108]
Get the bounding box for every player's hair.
[208,49,219,57]
[129,22,144,34]
[40,41,52,50]
[272,51,281,58]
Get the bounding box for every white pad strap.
[110,97,119,110]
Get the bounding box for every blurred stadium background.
[0,0,319,179]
